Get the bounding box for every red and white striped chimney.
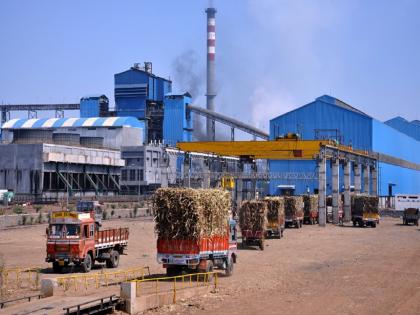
[205,7,217,140]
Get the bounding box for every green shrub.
[13,206,24,214]
[111,204,116,210]
[34,205,43,213]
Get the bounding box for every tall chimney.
[205,7,216,141]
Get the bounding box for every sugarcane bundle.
[352,194,379,215]
[264,197,285,225]
[239,200,267,232]
[153,188,231,239]
[284,196,304,217]
[303,195,319,216]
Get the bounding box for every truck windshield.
[50,224,80,238]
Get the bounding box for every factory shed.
[269,95,420,196]
[1,117,144,149]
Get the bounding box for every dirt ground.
[1,217,420,315]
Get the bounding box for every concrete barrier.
[41,278,58,297]
[120,281,213,314]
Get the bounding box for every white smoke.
[249,86,296,131]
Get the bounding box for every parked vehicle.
[402,208,419,226]
[46,210,129,273]
[242,229,265,250]
[284,196,304,228]
[77,200,103,227]
[265,212,285,239]
[157,219,237,276]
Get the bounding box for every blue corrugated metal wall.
[80,98,100,117]
[269,95,373,150]
[114,68,172,118]
[385,117,420,141]
[163,94,193,147]
[372,119,420,194]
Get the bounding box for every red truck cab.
[46,211,128,273]
[157,219,238,277]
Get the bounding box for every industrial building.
[0,143,124,198]
[114,62,172,143]
[1,117,144,150]
[268,95,420,196]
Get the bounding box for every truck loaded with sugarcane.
[351,195,380,228]
[154,188,237,277]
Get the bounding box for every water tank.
[80,137,104,149]
[12,129,53,144]
[53,133,80,146]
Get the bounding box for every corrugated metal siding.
[2,117,144,129]
[80,98,100,118]
[378,162,420,194]
[385,117,420,141]
[372,119,420,194]
[269,96,372,150]
[268,160,318,195]
[163,95,193,147]
[372,119,420,164]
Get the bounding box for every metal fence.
[132,272,218,304]
[0,267,41,294]
[56,266,150,292]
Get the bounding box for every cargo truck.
[402,208,419,226]
[157,219,237,277]
[46,211,129,273]
[285,199,304,228]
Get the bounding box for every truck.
[351,196,380,228]
[76,200,103,228]
[46,210,129,273]
[265,212,285,239]
[157,219,237,277]
[402,208,419,226]
[284,197,304,228]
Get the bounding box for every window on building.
[139,169,144,181]
[129,170,136,181]
[122,170,127,181]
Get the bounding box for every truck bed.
[95,228,129,249]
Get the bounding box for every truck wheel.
[295,221,299,229]
[225,256,234,277]
[166,266,179,277]
[259,240,265,251]
[106,250,120,268]
[359,220,365,228]
[81,254,92,273]
[371,222,377,228]
[352,220,356,227]
[52,262,62,273]
[416,220,419,226]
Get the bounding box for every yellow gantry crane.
[177,138,364,161]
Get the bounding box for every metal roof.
[2,117,144,129]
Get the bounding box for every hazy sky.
[1,0,419,133]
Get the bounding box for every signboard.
[52,211,78,219]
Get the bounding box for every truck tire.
[259,240,265,251]
[106,250,120,268]
[359,220,365,228]
[416,220,419,226]
[81,254,92,273]
[52,262,62,273]
[371,222,377,228]
[166,266,180,277]
[295,221,300,229]
[352,220,356,227]
[225,256,234,277]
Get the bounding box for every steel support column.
[231,127,235,141]
[332,158,340,225]
[354,163,361,194]
[371,165,378,196]
[318,157,327,227]
[343,160,351,222]
[363,165,370,194]
[183,154,190,188]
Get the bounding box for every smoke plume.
[171,50,206,141]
